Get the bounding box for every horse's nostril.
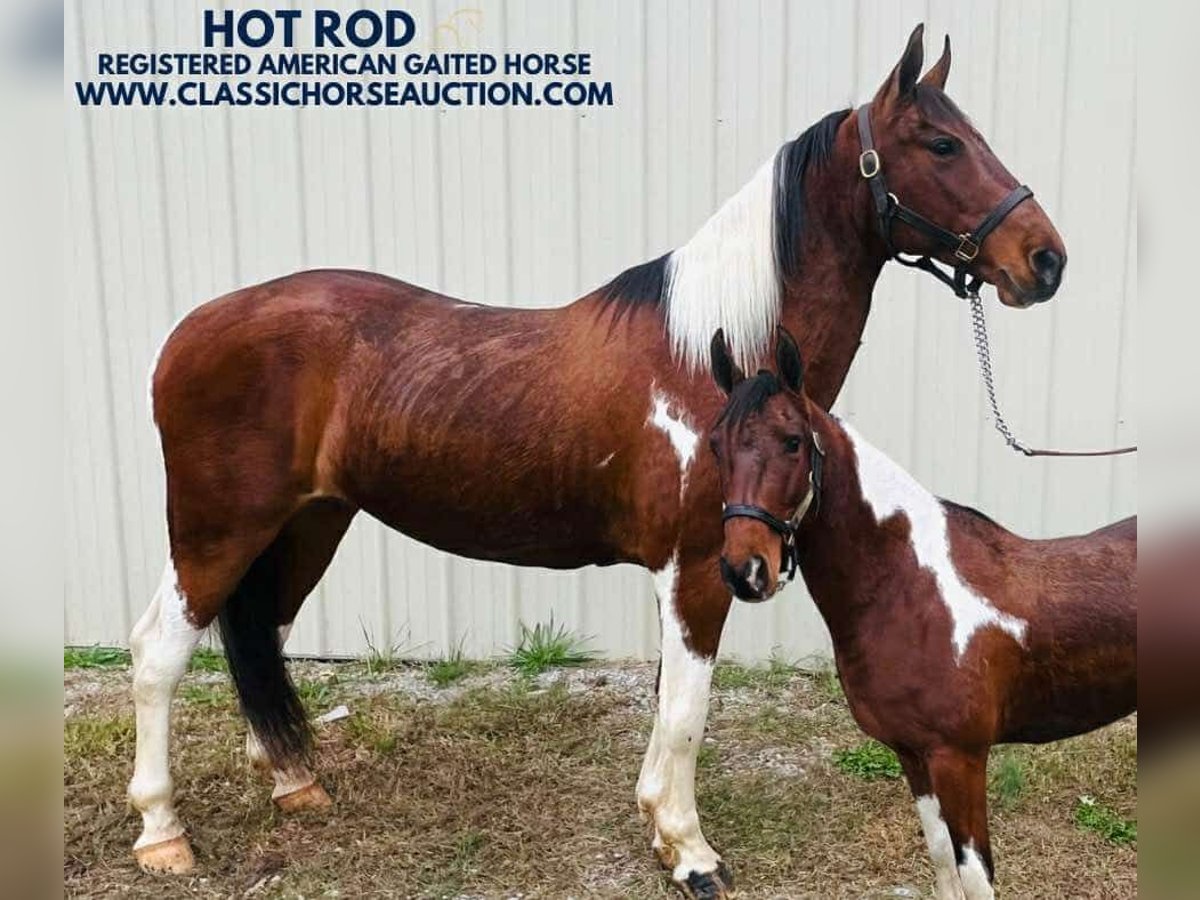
[1030,247,1064,290]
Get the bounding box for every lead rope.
[968,294,1137,458]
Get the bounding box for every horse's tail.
[216,545,312,768]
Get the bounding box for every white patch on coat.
[648,389,699,498]
[665,152,780,372]
[636,557,723,882]
[957,841,994,900]
[128,561,203,850]
[597,451,616,468]
[916,795,966,900]
[841,423,1027,660]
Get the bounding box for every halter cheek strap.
[721,431,826,586]
[857,105,1033,300]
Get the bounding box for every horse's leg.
[637,551,733,899]
[898,748,965,900]
[926,747,994,900]
[128,528,276,874]
[127,563,205,873]
[242,499,355,812]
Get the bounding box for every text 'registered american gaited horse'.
[130,24,1066,897]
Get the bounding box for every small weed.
[64,717,135,759]
[809,664,845,705]
[297,677,337,712]
[64,647,129,670]
[179,682,231,708]
[346,711,400,756]
[712,654,795,692]
[1074,795,1136,845]
[696,743,719,770]
[188,647,227,673]
[506,617,596,677]
[990,752,1026,809]
[428,643,483,688]
[360,621,412,675]
[833,740,902,781]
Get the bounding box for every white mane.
[664,152,781,372]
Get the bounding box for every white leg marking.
[636,558,721,882]
[647,389,700,499]
[957,840,995,900]
[128,562,203,850]
[841,422,1027,660]
[916,795,966,900]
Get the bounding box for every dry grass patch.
[64,659,1135,898]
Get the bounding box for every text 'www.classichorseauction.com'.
[73,7,615,108]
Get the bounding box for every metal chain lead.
[968,293,1035,456]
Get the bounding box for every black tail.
[217,547,312,768]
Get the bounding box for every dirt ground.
[64,657,1136,899]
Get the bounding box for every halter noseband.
[721,430,825,586]
[857,104,1033,300]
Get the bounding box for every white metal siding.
[65,0,1136,661]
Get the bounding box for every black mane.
[597,108,850,311]
[715,370,783,428]
[772,108,850,285]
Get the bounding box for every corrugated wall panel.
[65,0,1136,661]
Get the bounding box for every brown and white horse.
[709,329,1135,899]
[129,25,1066,896]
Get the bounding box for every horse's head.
[709,328,818,601]
[862,24,1067,306]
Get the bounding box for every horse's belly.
[350,472,629,569]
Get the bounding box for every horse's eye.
[783,436,802,454]
[929,136,958,157]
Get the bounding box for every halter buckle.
[858,149,881,179]
[955,234,980,262]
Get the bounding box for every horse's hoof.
[676,861,735,899]
[134,835,195,875]
[274,781,332,813]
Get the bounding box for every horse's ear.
[919,34,951,92]
[710,329,744,396]
[874,22,924,107]
[775,327,804,395]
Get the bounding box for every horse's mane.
[714,371,783,428]
[597,108,850,370]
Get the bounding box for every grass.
[179,683,232,708]
[64,646,129,669]
[506,617,597,677]
[833,739,903,781]
[188,647,227,673]
[1074,795,1137,845]
[990,751,1026,810]
[359,621,412,675]
[711,654,795,692]
[427,643,486,688]
[64,656,1137,899]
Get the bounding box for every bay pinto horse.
[709,330,1135,900]
[129,25,1066,896]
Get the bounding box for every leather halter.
[857,105,1034,299]
[721,430,825,586]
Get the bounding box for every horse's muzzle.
[720,555,769,602]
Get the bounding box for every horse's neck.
[796,411,933,633]
[777,138,884,411]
